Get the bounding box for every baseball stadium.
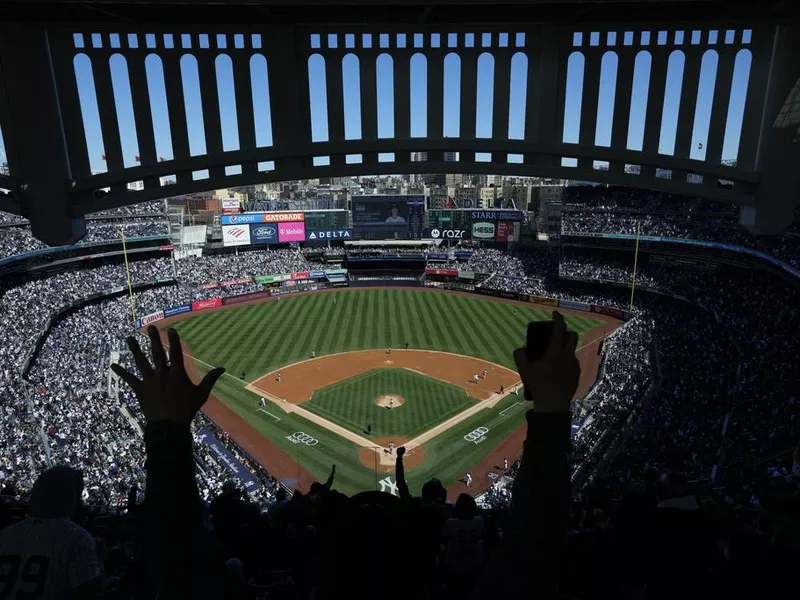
[0,1,798,598]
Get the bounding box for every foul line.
[499,401,524,417]
[257,408,281,422]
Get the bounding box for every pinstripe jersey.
[0,517,102,598]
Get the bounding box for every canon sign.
[428,228,467,239]
[472,222,496,239]
[141,311,165,326]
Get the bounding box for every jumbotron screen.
[351,195,425,240]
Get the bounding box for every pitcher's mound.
[375,395,405,408]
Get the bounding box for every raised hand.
[111,326,225,425]
[513,312,580,413]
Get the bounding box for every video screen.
[351,195,425,240]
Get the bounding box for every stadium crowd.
[562,185,800,268]
[0,209,798,598]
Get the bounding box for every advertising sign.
[590,304,626,320]
[221,198,240,214]
[255,274,291,284]
[470,210,524,222]
[140,310,165,327]
[527,295,559,307]
[222,290,272,306]
[199,283,219,290]
[196,430,258,489]
[560,299,590,312]
[164,304,192,317]
[222,225,251,246]
[305,229,353,240]
[424,268,459,277]
[458,270,476,280]
[325,269,348,276]
[159,245,175,251]
[221,214,262,225]
[250,224,279,244]
[423,228,470,240]
[495,221,515,242]
[220,277,253,287]
[264,212,304,223]
[192,298,222,311]
[291,272,309,281]
[309,270,326,279]
[278,221,306,242]
[472,221,496,239]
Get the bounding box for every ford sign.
[472,222,496,239]
[250,224,278,244]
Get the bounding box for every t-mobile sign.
[278,221,306,242]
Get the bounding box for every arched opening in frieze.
[508,52,528,140]
[595,50,618,147]
[476,52,495,138]
[73,53,105,174]
[145,54,174,161]
[376,53,394,139]
[249,54,273,148]
[443,53,461,138]
[214,55,239,153]
[658,50,685,155]
[562,51,584,145]
[342,53,362,140]
[109,54,140,168]
[721,49,752,164]
[179,54,207,158]
[690,50,720,161]
[307,53,329,142]
[627,51,651,151]
[410,53,427,138]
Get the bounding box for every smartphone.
[523,321,554,400]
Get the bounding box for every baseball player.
[465,472,473,486]
[311,350,316,358]
[260,397,266,408]
[482,368,488,379]
[473,373,479,384]
[389,441,395,454]
[276,372,282,383]
[503,457,508,470]
[241,370,247,380]
[388,398,394,409]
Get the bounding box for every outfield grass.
[174,289,605,495]
[304,368,476,439]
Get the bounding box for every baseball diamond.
[165,288,615,497]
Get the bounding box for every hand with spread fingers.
[111,326,225,425]
[513,312,580,413]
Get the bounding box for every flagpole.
[120,228,137,330]
[629,220,641,313]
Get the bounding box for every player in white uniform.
[473,373,479,384]
[311,350,316,358]
[260,397,266,408]
[389,441,395,454]
[465,472,473,486]
[0,467,104,598]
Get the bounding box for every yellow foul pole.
[629,220,641,313]
[120,228,137,329]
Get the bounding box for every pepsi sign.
[250,224,278,244]
[221,214,261,225]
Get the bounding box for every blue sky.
[0,30,753,178]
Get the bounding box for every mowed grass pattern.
[304,368,476,439]
[174,289,605,375]
[173,289,607,494]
